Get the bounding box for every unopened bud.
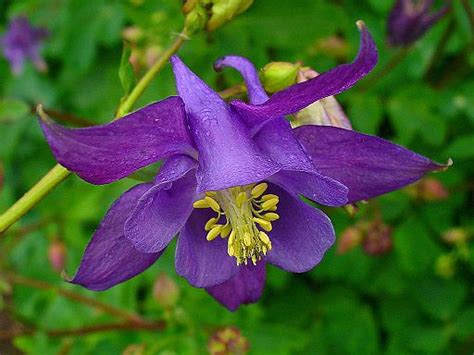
[48,239,66,272]
[291,68,352,129]
[337,226,363,255]
[313,35,349,60]
[123,344,145,355]
[362,222,393,256]
[442,228,469,245]
[406,177,449,201]
[153,272,180,309]
[260,62,300,94]
[435,254,456,279]
[207,0,253,31]
[122,26,143,43]
[184,3,208,35]
[208,326,250,355]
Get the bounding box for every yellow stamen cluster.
[192,183,280,265]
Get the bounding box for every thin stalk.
[6,273,146,324]
[0,320,166,339]
[0,31,188,234]
[359,47,410,91]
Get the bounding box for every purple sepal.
[38,97,195,185]
[68,184,163,291]
[294,125,449,203]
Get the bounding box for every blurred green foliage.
[0,0,473,354]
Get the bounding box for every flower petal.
[124,155,197,253]
[170,55,280,192]
[294,125,449,202]
[69,184,163,291]
[268,170,348,207]
[175,208,239,288]
[38,97,195,184]
[214,55,269,105]
[230,22,377,129]
[265,184,335,272]
[206,262,266,311]
[215,55,348,206]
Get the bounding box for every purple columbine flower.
[387,0,450,47]
[38,22,448,311]
[0,16,48,74]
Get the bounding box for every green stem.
[0,31,188,235]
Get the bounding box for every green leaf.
[454,307,474,340]
[118,42,135,97]
[413,278,467,320]
[347,93,383,134]
[393,217,442,276]
[444,134,474,159]
[0,98,30,123]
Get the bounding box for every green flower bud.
[207,0,254,32]
[260,62,300,94]
[442,228,469,245]
[184,3,208,35]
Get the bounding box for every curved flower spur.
[38,22,448,311]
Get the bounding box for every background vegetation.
[0,0,473,354]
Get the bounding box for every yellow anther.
[262,245,267,254]
[253,217,272,230]
[258,231,271,244]
[243,232,252,247]
[204,196,221,213]
[220,224,231,238]
[261,198,279,210]
[205,191,217,197]
[236,192,248,207]
[204,217,218,231]
[193,198,209,208]
[228,245,235,256]
[268,206,278,212]
[261,194,279,201]
[251,183,268,198]
[263,212,280,221]
[251,255,257,265]
[206,225,222,241]
[267,241,272,251]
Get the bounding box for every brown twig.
[6,273,146,324]
[0,320,166,339]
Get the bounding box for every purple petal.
[38,97,195,184]
[124,155,197,253]
[175,208,239,288]
[294,125,449,203]
[268,170,348,207]
[214,55,269,105]
[206,262,266,311]
[215,56,348,206]
[265,184,335,272]
[170,55,280,192]
[230,22,377,129]
[69,184,163,291]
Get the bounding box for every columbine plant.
[39,22,448,311]
[0,16,48,74]
[387,0,450,47]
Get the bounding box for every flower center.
[192,183,280,265]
